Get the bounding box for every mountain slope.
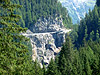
[12,0,72,28]
[11,0,72,67]
[59,0,96,24]
[75,0,100,47]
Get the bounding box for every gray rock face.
[22,17,71,67]
[30,16,64,33]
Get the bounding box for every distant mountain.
[59,0,96,24]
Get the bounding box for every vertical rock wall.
[22,16,71,67]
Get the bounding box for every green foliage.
[64,1,100,74]
[12,0,72,29]
[96,0,100,7]
[46,58,61,75]
[61,36,73,61]
[0,0,35,74]
[75,5,100,47]
[59,54,67,75]
[58,36,74,75]
[33,60,43,75]
[47,1,100,75]
[1,0,100,75]
[70,24,78,42]
[57,37,100,75]
[42,63,46,75]
[23,40,32,55]
[0,0,72,74]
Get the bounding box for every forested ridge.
[0,0,72,74]
[0,0,100,75]
[12,0,72,28]
[75,0,100,47]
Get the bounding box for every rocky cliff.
[22,16,71,67]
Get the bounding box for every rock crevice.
[22,16,71,67]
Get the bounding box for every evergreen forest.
[0,0,100,75]
[12,0,72,28]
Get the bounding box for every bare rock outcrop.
[22,16,71,67]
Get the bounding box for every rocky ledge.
[22,16,71,67]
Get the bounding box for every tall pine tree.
[0,0,34,74]
[46,58,60,75]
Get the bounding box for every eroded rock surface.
[22,16,71,67]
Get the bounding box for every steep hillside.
[1,0,100,74]
[12,0,72,29]
[75,0,100,47]
[57,1,100,74]
[59,0,96,24]
[10,0,73,67]
[0,0,72,74]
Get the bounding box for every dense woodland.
[0,0,100,75]
[12,0,72,28]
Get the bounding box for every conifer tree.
[84,26,88,39]
[89,31,95,40]
[59,54,67,75]
[85,58,92,75]
[72,50,82,75]
[58,36,74,75]
[42,63,46,75]
[60,35,73,61]
[96,30,99,40]
[0,0,33,74]
[97,18,100,32]
[96,0,100,7]
[33,60,43,75]
[46,58,60,75]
